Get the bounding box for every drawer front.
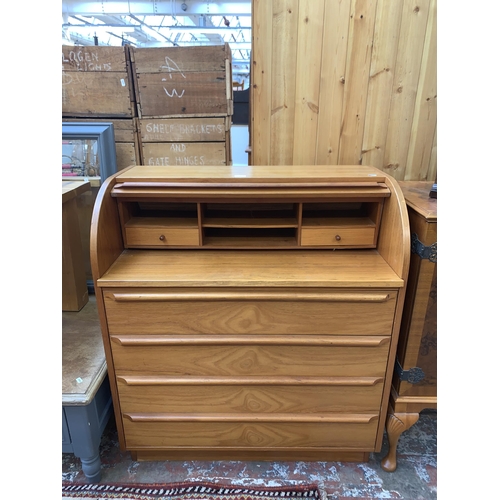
[122,418,379,449]
[103,289,397,335]
[125,227,199,247]
[117,378,385,414]
[301,227,376,247]
[110,337,390,377]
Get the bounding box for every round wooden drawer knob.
[335,234,341,241]
[159,235,166,241]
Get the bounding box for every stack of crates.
[62,45,141,171]
[130,44,233,167]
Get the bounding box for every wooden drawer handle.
[108,291,391,303]
[123,412,378,424]
[111,334,390,347]
[117,375,384,387]
[159,234,166,241]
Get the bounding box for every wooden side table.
[62,180,91,311]
[62,295,113,482]
[381,181,437,472]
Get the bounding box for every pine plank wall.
[250,0,437,182]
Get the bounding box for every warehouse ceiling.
[62,0,252,77]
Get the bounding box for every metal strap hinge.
[411,233,437,263]
[395,358,425,384]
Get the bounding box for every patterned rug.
[61,482,325,500]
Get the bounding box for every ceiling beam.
[62,0,251,17]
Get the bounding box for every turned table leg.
[381,407,420,472]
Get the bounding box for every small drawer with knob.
[124,217,200,247]
[301,218,377,248]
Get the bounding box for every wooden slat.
[316,0,351,165]
[338,0,378,165]
[361,0,404,169]
[270,0,299,165]
[251,0,273,165]
[404,0,437,180]
[130,45,229,73]
[292,0,326,165]
[382,0,431,179]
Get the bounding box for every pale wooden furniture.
[62,295,113,482]
[90,164,410,462]
[381,181,437,472]
[62,180,91,311]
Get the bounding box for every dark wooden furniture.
[90,165,410,462]
[381,181,437,472]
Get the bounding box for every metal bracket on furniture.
[396,359,425,384]
[411,233,437,263]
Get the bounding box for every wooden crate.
[130,45,233,118]
[138,117,230,166]
[63,118,141,171]
[62,45,136,118]
[142,142,226,167]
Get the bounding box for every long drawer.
[122,416,379,449]
[116,376,385,413]
[110,335,391,377]
[103,288,397,335]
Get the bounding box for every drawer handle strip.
[111,335,390,347]
[109,292,391,303]
[123,412,378,424]
[117,375,384,387]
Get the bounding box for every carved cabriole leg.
[381,408,420,472]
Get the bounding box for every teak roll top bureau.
[90,165,410,462]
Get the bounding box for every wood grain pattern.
[123,419,379,449]
[271,0,299,165]
[103,289,397,334]
[250,0,437,180]
[316,0,351,164]
[292,0,325,165]
[361,0,404,169]
[117,381,384,414]
[338,0,377,165]
[251,0,273,165]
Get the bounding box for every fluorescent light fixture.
[68,25,137,33]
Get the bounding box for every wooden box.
[138,117,231,166]
[62,45,136,118]
[130,45,233,118]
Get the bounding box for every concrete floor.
[62,409,437,500]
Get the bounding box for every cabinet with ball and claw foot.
[90,164,410,462]
[381,181,437,472]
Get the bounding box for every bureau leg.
[381,408,419,472]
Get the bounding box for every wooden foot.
[381,409,420,472]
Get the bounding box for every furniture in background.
[90,164,410,463]
[62,180,91,311]
[62,295,113,482]
[381,181,437,472]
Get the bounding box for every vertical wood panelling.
[382,0,431,179]
[270,0,299,165]
[404,0,437,180]
[316,0,351,164]
[250,0,437,181]
[361,0,404,169]
[292,0,326,165]
[338,0,377,165]
[251,0,273,165]
[428,125,437,182]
